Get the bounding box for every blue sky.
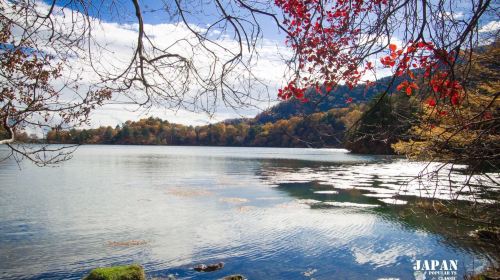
[49,0,287,40]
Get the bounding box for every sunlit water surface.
[0,146,497,280]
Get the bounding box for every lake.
[0,145,497,280]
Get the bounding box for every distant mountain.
[255,75,404,124]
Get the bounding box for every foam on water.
[313,190,339,194]
[261,159,499,204]
[378,198,408,205]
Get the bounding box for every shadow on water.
[268,159,500,266]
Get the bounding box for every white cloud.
[80,19,288,126]
[87,103,263,128]
[440,11,465,21]
[479,21,500,33]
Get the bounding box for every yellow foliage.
[393,43,500,164]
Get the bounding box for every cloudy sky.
[85,21,289,127]
[58,0,292,128]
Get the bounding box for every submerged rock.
[219,274,246,280]
[166,187,213,198]
[471,227,500,242]
[194,262,224,272]
[303,268,317,277]
[219,197,249,204]
[107,240,147,247]
[83,264,145,280]
[466,265,500,280]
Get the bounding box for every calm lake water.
[0,145,497,280]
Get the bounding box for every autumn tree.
[0,12,111,165]
[392,43,499,171]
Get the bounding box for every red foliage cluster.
[380,42,462,106]
[275,0,384,101]
[276,0,463,107]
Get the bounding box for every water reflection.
[0,146,496,280]
[260,159,499,204]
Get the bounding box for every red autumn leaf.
[396,83,405,91]
[389,44,397,52]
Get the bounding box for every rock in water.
[219,275,246,280]
[471,227,500,242]
[83,264,146,280]
[194,262,224,272]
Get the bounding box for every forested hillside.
[255,75,403,123]
[46,107,362,148]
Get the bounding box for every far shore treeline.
[45,109,355,148]
[40,74,411,153]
